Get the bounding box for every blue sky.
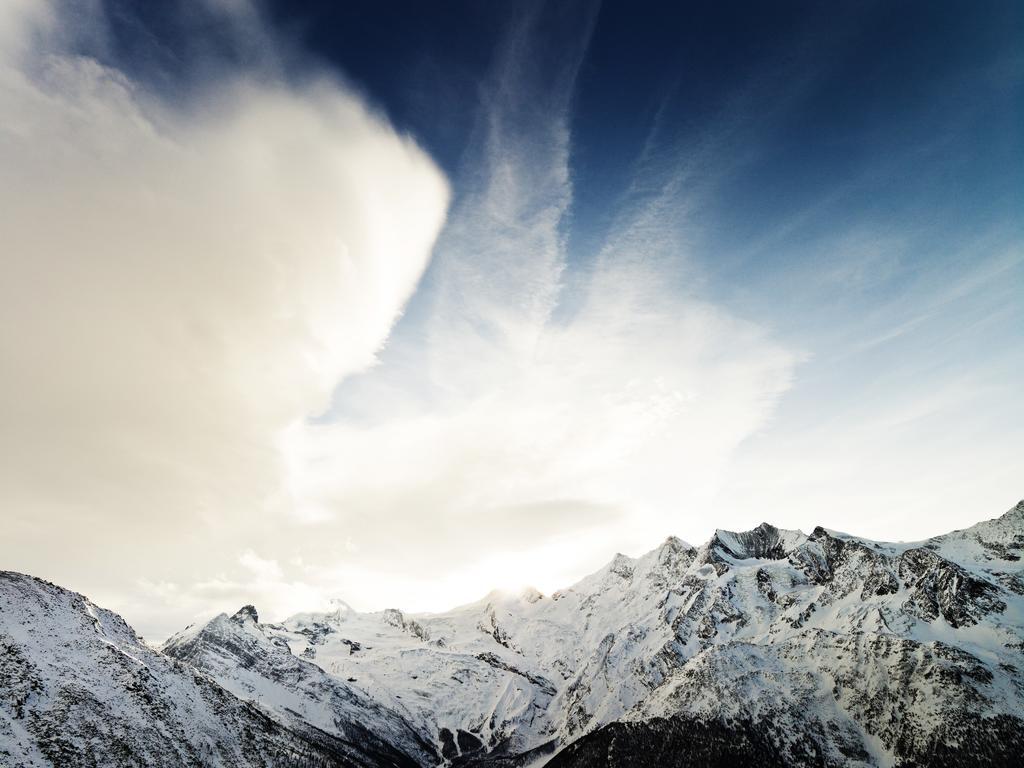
[1,0,1021,637]
[297,0,1023,531]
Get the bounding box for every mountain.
[160,603,435,765]
[4,501,1024,766]
[0,571,429,767]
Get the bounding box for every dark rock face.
[232,604,260,624]
[696,523,799,575]
[294,620,336,646]
[476,652,558,696]
[898,548,1006,627]
[458,729,484,753]
[440,727,488,762]
[479,608,516,650]
[716,523,794,560]
[381,608,432,641]
[789,528,899,600]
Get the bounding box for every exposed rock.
[4,502,1024,767]
[898,547,1006,627]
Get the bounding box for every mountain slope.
[169,502,1024,767]
[0,571,426,767]
[3,501,1023,767]
[161,603,437,765]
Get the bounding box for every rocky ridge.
[3,501,1023,766]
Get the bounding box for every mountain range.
[3,501,1023,767]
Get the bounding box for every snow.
[159,500,1019,765]
[3,499,1023,766]
[0,573,296,766]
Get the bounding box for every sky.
[0,0,1021,641]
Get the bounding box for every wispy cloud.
[276,1,799,620]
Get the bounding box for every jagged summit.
[608,552,635,578]
[230,604,259,624]
[710,521,807,561]
[660,534,692,550]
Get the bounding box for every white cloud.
[272,4,798,619]
[239,550,284,581]
[0,0,448,637]
[0,1,801,641]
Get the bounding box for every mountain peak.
[231,604,259,625]
[519,586,544,603]
[711,522,805,561]
[661,534,692,551]
[609,552,635,579]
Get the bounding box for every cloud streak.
[279,1,798,620]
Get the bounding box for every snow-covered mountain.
[0,571,430,767]
[3,502,1023,766]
